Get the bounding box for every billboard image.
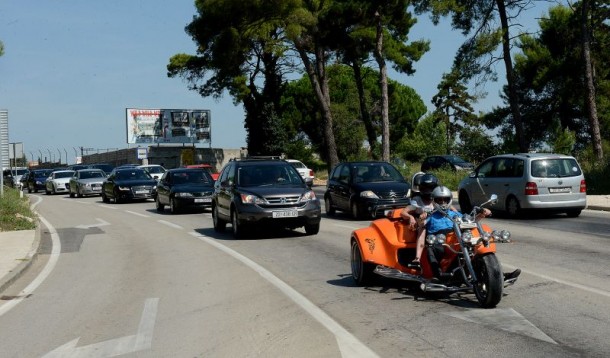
[126,108,211,144]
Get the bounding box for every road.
[1,192,609,357]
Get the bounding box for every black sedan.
[155,168,215,214]
[324,161,411,219]
[101,167,157,203]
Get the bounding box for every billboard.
[126,108,211,144]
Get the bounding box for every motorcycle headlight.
[482,232,492,243]
[360,190,379,199]
[437,234,446,244]
[491,230,501,241]
[501,230,511,242]
[426,234,436,245]
[462,230,473,243]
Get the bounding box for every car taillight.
[525,182,538,195]
[580,179,587,193]
[309,169,314,177]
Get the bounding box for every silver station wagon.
[458,153,587,217]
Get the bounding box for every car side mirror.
[469,172,476,178]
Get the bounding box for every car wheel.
[324,196,335,216]
[506,196,521,218]
[351,201,361,220]
[231,208,245,239]
[45,187,51,195]
[170,197,179,214]
[114,189,122,204]
[212,204,226,232]
[69,190,75,198]
[28,185,32,193]
[102,191,110,203]
[155,196,165,212]
[304,222,320,235]
[77,188,83,198]
[458,190,473,213]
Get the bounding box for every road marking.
[61,198,91,204]
[75,218,111,229]
[445,308,556,344]
[503,264,610,298]
[125,210,150,218]
[43,298,159,357]
[97,204,117,210]
[0,197,62,317]
[189,231,379,358]
[158,220,183,230]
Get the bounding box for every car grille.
[131,185,153,197]
[261,195,302,208]
[192,191,213,197]
[378,191,409,200]
[91,183,102,189]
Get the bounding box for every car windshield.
[54,171,74,178]
[115,170,152,180]
[237,165,303,187]
[445,155,468,165]
[354,163,404,183]
[80,171,105,179]
[145,166,165,174]
[289,161,306,169]
[531,158,582,178]
[171,171,211,184]
[35,170,53,177]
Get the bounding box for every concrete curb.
[0,223,41,294]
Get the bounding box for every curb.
[0,223,42,294]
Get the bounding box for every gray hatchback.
[458,153,586,217]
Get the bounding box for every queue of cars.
[13,152,587,239]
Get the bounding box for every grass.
[0,186,37,231]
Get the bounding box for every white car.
[286,159,314,187]
[45,170,76,195]
[138,164,167,181]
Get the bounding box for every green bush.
[0,187,37,231]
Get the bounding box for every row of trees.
[167,0,609,170]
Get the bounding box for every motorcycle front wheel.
[473,254,503,308]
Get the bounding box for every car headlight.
[118,186,131,191]
[360,190,379,199]
[300,190,317,202]
[175,192,193,198]
[240,193,265,205]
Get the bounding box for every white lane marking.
[445,308,557,344]
[0,196,62,317]
[189,232,379,358]
[157,220,183,230]
[61,198,91,205]
[503,264,610,298]
[97,204,117,210]
[125,210,150,218]
[75,218,111,229]
[43,298,159,357]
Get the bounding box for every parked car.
[19,172,30,190]
[184,164,219,181]
[421,155,474,172]
[138,164,166,181]
[69,169,106,197]
[212,158,321,238]
[457,153,587,217]
[324,161,411,219]
[2,168,28,188]
[45,170,76,195]
[101,167,157,203]
[66,164,90,171]
[155,168,215,214]
[26,169,54,193]
[286,159,314,187]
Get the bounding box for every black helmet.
[419,174,439,196]
[411,172,425,193]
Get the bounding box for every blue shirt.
[426,210,462,234]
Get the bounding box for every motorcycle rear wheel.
[473,254,503,308]
[351,239,375,285]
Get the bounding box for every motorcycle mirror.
[490,194,498,204]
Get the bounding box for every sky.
[0,0,550,165]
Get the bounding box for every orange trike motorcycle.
[350,194,519,308]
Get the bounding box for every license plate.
[272,210,298,218]
[135,190,149,194]
[194,198,212,203]
[549,187,571,193]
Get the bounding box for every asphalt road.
[1,193,609,357]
